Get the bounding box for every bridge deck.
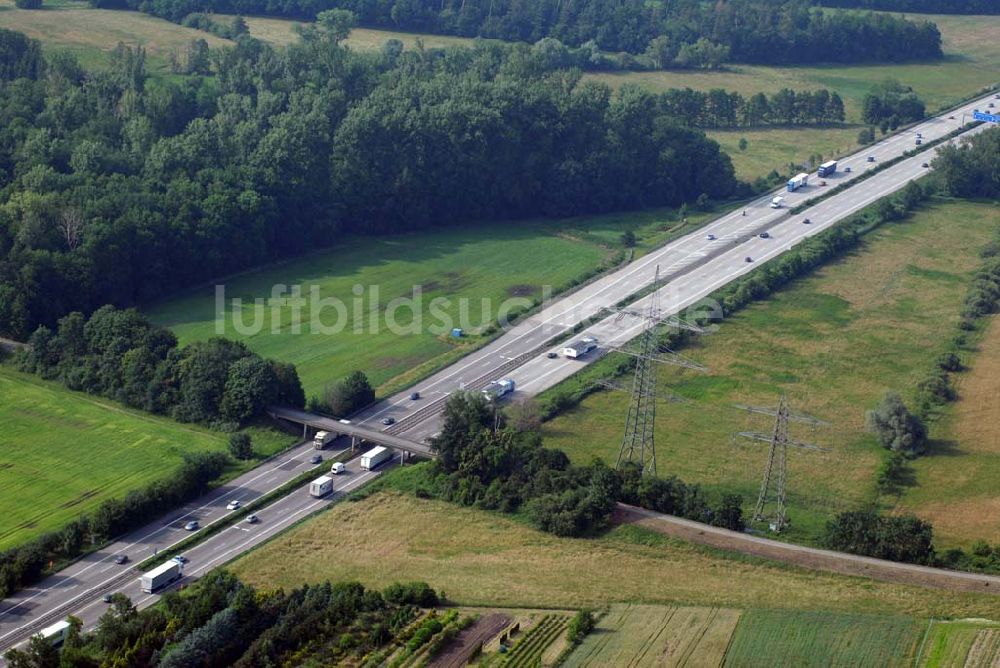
[268,406,436,457]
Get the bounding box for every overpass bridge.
[268,406,436,458]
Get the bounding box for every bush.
[228,432,254,460]
[866,392,926,455]
[567,610,596,644]
[325,370,374,417]
[824,508,934,564]
[382,582,438,607]
[14,0,43,8]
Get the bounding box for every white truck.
[139,561,181,594]
[786,172,809,191]
[563,337,598,359]
[481,378,515,401]
[309,475,334,498]
[36,620,71,647]
[770,196,784,209]
[360,446,392,471]
[313,430,335,449]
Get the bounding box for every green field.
[542,200,999,544]
[724,609,922,668]
[0,366,293,549]
[231,487,1000,619]
[0,0,229,70]
[146,210,709,399]
[708,125,863,183]
[919,619,1000,668]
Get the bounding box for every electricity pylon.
[605,266,705,477]
[734,396,827,532]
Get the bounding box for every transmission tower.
[607,266,705,477]
[734,396,827,532]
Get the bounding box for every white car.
[226,500,241,511]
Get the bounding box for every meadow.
[542,200,998,545]
[230,488,1000,620]
[0,366,293,549]
[900,312,1000,547]
[918,619,1000,668]
[0,0,229,70]
[146,209,709,399]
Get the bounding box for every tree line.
[0,24,737,340]
[15,305,305,426]
[819,0,999,14]
[5,572,441,667]
[422,391,745,539]
[97,0,944,66]
[658,87,845,129]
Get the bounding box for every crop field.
[723,609,922,667]
[231,488,1000,619]
[147,210,709,399]
[918,619,1000,668]
[563,604,740,668]
[542,200,998,543]
[899,312,1000,547]
[0,0,229,70]
[0,366,292,549]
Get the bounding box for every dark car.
[172,555,189,564]
[113,554,128,565]
[802,218,811,224]
[546,351,558,359]
[867,156,876,162]
[745,256,753,263]
[922,162,929,168]
[381,417,395,426]
[310,454,322,464]
[102,593,113,603]
[409,391,420,400]
[759,232,770,239]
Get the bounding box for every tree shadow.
[921,438,964,458]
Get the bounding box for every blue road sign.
[973,111,999,123]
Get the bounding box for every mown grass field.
[563,604,740,668]
[0,0,229,70]
[230,488,1000,619]
[146,210,709,399]
[708,125,862,183]
[901,311,1000,547]
[723,609,922,668]
[919,619,1000,668]
[542,200,998,544]
[0,366,293,550]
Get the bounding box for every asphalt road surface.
[2,93,996,656]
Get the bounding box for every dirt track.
[428,613,511,668]
[615,504,1000,595]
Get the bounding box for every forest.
[819,0,999,14]
[92,0,944,65]
[0,24,737,340]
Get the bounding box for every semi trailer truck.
[787,173,809,191]
[139,561,181,594]
[482,378,515,401]
[817,160,837,177]
[361,446,393,471]
[309,475,334,498]
[313,430,335,449]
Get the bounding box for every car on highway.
[409,391,420,400]
[183,520,199,531]
[331,462,345,474]
[226,500,241,510]
[102,593,113,603]
[844,166,852,173]
[546,351,558,359]
[745,256,753,263]
[802,218,811,224]
[867,156,876,162]
[381,416,395,426]
[246,514,259,524]
[915,139,922,145]
[948,115,955,119]
[172,555,189,564]
[310,454,323,464]
[922,162,929,168]
[706,233,716,240]
[113,554,128,565]
[990,102,996,108]
[819,180,827,186]
[759,232,770,239]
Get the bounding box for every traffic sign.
[973,111,999,123]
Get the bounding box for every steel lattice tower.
[752,395,791,531]
[616,268,663,476]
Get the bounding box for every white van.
[330,462,346,475]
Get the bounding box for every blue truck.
[817,160,837,177]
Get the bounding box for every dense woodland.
[4,573,441,667]
[0,24,737,339]
[96,0,944,65]
[819,0,999,14]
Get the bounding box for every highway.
[1,92,995,656]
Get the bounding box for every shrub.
[228,432,254,460]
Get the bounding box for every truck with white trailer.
[313,430,335,449]
[360,446,392,471]
[817,160,837,177]
[786,172,809,191]
[481,378,515,401]
[562,337,598,359]
[36,620,71,647]
[139,561,181,594]
[309,475,334,498]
